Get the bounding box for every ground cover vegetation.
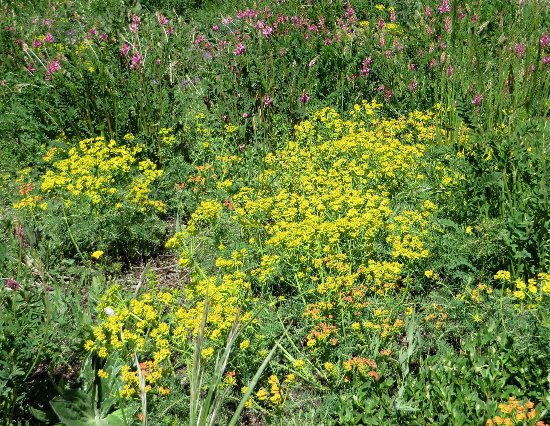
[0,0,549,424]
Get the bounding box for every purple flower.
[472,93,483,106]
[33,39,41,48]
[212,24,219,32]
[264,95,272,107]
[344,5,355,19]
[6,277,20,290]
[45,59,61,80]
[299,91,310,104]
[99,32,108,42]
[438,0,451,14]
[377,19,385,30]
[262,26,273,37]
[43,32,54,43]
[233,42,245,56]
[544,56,550,65]
[540,31,549,49]
[515,43,525,58]
[120,43,130,56]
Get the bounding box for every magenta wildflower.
[263,26,273,37]
[540,31,550,49]
[544,56,550,65]
[6,277,20,290]
[444,16,452,33]
[447,64,454,78]
[99,32,108,42]
[472,14,478,24]
[26,63,36,74]
[33,39,41,48]
[264,95,272,107]
[409,63,417,71]
[299,90,310,104]
[45,59,61,80]
[168,26,174,35]
[130,51,143,69]
[409,77,417,92]
[324,38,332,45]
[242,112,249,119]
[130,15,140,33]
[221,16,233,25]
[239,144,246,152]
[390,9,396,22]
[515,43,525,58]
[361,56,372,76]
[159,14,169,26]
[344,4,355,19]
[438,0,451,14]
[472,93,483,106]
[425,6,432,18]
[212,24,219,32]
[377,19,385,29]
[43,32,54,43]
[380,35,385,47]
[233,42,245,56]
[120,43,130,56]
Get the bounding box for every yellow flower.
[98,347,108,358]
[239,339,250,350]
[201,347,215,358]
[293,359,305,369]
[84,340,96,351]
[91,250,104,260]
[97,369,109,379]
[256,388,268,401]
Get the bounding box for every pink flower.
[409,77,417,92]
[540,31,549,49]
[212,24,219,32]
[543,56,550,65]
[444,16,451,33]
[130,51,143,69]
[43,32,54,43]
[361,56,372,76]
[425,6,432,18]
[472,93,483,106]
[324,38,332,45]
[409,63,417,71]
[299,90,310,104]
[221,16,233,25]
[515,43,525,58]
[159,14,169,26]
[99,32,108,42]
[264,95,272,107]
[45,59,61,81]
[263,26,273,37]
[120,43,130,56]
[242,112,248,119]
[390,9,396,22]
[447,64,454,78]
[130,15,140,33]
[344,4,355,19]
[33,39,41,48]
[438,0,451,14]
[377,19,385,29]
[233,42,245,56]
[6,277,20,290]
[26,63,36,74]
[472,14,478,24]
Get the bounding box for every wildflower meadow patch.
[0,0,549,424]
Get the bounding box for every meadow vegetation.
[0,0,549,424]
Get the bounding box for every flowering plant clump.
[168,101,463,385]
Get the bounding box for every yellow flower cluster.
[85,284,178,398]
[14,136,165,213]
